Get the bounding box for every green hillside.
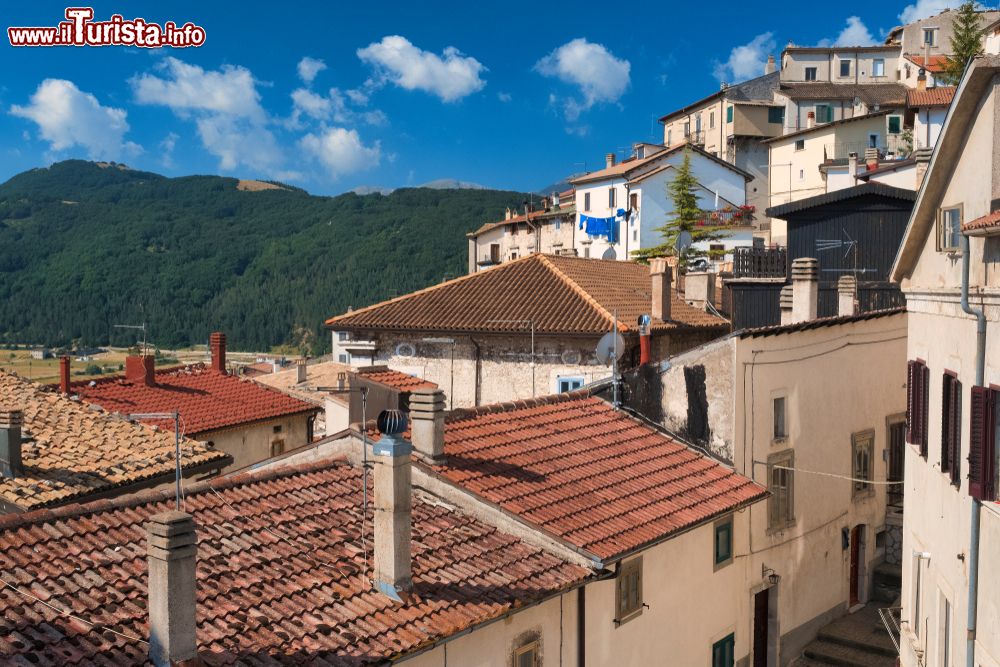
[0,161,527,353]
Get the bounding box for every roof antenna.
[114,322,148,356]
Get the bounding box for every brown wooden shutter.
[921,365,930,457]
[950,379,962,486]
[969,386,996,501]
[941,374,952,472]
[907,361,917,444]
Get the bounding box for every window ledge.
[765,519,797,536]
[614,608,644,627]
[772,437,788,447]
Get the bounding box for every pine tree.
[941,1,984,85]
[633,148,728,265]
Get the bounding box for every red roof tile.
[0,459,589,665]
[355,367,437,392]
[906,54,949,73]
[72,364,319,435]
[907,86,957,107]
[429,393,767,561]
[963,210,1000,235]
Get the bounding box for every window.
[726,105,734,123]
[712,634,735,667]
[799,169,805,180]
[768,106,785,124]
[941,371,962,486]
[696,115,702,133]
[557,376,584,393]
[584,192,591,211]
[969,385,999,501]
[554,218,561,231]
[923,28,937,46]
[608,188,616,208]
[273,424,283,434]
[907,359,931,457]
[629,192,638,210]
[513,641,539,667]
[938,592,952,667]
[839,58,852,77]
[873,58,885,77]
[714,518,733,567]
[489,243,501,263]
[888,115,902,134]
[615,557,643,624]
[773,396,786,440]
[804,67,817,81]
[710,111,716,128]
[938,207,962,251]
[852,430,874,496]
[768,451,794,530]
[270,439,285,457]
[338,353,349,364]
[510,249,519,261]
[684,121,691,137]
[815,104,833,123]
[868,133,880,149]
[710,243,725,253]
[337,332,349,342]
[667,129,672,146]
[794,139,805,151]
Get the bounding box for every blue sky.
[0,1,975,195]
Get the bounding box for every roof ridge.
[324,254,542,327]
[538,255,625,332]
[444,388,594,423]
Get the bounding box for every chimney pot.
[146,511,198,667]
[917,68,927,91]
[373,410,413,600]
[865,147,880,171]
[409,388,446,462]
[209,332,226,374]
[605,153,616,169]
[837,276,858,317]
[848,152,859,184]
[790,258,819,323]
[779,285,794,325]
[296,358,307,384]
[0,409,24,479]
[765,54,776,75]
[125,355,156,386]
[684,271,717,311]
[649,258,672,322]
[806,111,816,129]
[59,356,71,395]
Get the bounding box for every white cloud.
[713,32,776,83]
[288,87,387,129]
[899,0,976,23]
[357,35,486,102]
[497,91,512,103]
[159,131,179,168]
[299,127,380,178]
[535,38,630,120]
[131,57,265,120]
[818,16,878,47]
[10,79,140,159]
[196,115,283,172]
[297,56,327,84]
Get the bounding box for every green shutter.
[712,634,735,667]
[726,106,733,123]
[888,116,901,134]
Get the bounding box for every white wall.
[913,106,947,150]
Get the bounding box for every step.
[874,562,902,585]
[803,639,897,667]
[818,626,897,657]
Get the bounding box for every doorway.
[849,525,865,607]
[753,588,770,667]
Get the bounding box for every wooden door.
[849,525,862,606]
[753,588,769,667]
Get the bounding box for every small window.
[923,28,937,46]
[768,106,785,124]
[768,451,794,530]
[558,376,585,393]
[868,133,880,149]
[270,439,285,457]
[513,641,539,667]
[888,115,901,134]
[696,115,702,133]
[554,218,561,231]
[726,105,734,123]
[608,187,616,208]
[584,192,591,212]
[338,353,349,364]
[799,169,805,180]
[938,207,962,252]
[873,59,885,77]
[710,243,725,252]
[839,58,852,77]
[629,192,638,210]
[273,424,283,434]
[852,430,874,496]
[337,332,349,342]
[510,249,519,261]
[773,396,786,439]
[804,67,817,81]
[667,129,672,145]
[712,633,735,667]
[615,557,643,624]
[714,518,733,567]
[710,111,716,128]
[794,139,805,151]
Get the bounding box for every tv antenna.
[114,322,148,355]
[595,312,626,409]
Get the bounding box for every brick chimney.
[373,409,413,601]
[791,258,819,323]
[146,511,198,667]
[0,409,23,479]
[296,358,308,384]
[764,54,776,75]
[209,332,226,374]
[684,271,716,311]
[59,356,71,394]
[864,147,879,171]
[806,111,815,129]
[650,258,672,322]
[409,388,446,462]
[779,285,794,325]
[125,355,156,386]
[838,276,858,317]
[606,153,616,169]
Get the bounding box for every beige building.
[886,7,1000,58]
[780,46,902,88]
[889,55,1000,667]
[466,191,576,272]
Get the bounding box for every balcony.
[732,246,787,279]
[684,130,706,146]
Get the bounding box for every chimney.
[913,147,934,189]
[125,355,156,386]
[806,111,816,129]
[917,68,927,91]
[505,207,512,221]
[865,148,879,172]
[684,271,716,311]
[779,285,794,325]
[764,54,776,75]
[650,257,672,322]
[791,258,819,323]
[373,409,413,601]
[296,358,307,384]
[59,356,71,394]
[838,275,858,317]
[146,511,198,667]
[209,332,226,374]
[552,191,561,208]
[409,388,446,462]
[0,409,23,479]
[605,153,616,169]
[848,152,859,185]
[638,315,652,366]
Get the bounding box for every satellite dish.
[676,230,693,256]
[637,314,651,328]
[595,331,626,366]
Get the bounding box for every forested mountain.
[0,161,528,353]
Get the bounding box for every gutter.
[960,233,985,667]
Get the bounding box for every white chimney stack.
[791,258,819,323]
[409,388,446,462]
[650,258,672,322]
[146,511,198,667]
[373,410,413,601]
[838,275,858,317]
[296,358,308,384]
[684,271,716,311]
[779,285,794,325]
[606,153,616,169]
[848,152,858,185]
[765,54,776,75]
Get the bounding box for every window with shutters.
[608,187,616,208]
[816,105,833,123]
[513,641,539,667]
[615,557,643,625]
[969,385,999,501]
[907,360,930,457]
[852,430,874,497]
[714,517,733,568]
[941,371,962,486]
[768,451,795,530]
[888,115,902,134]
[584,192,591,212]
[726,106,734,123]
[805,67,817,81]
[712,633,735,667]
[938,206,962,251]
[773,396,787,440]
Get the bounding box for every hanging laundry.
[578,214,618,244]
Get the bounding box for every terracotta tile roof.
[963,210,1000,235]
[0,371,230,511]
[777,83,907,107]
[907,86,956,107]
[429,393,767,561]
[72,364,319,436]
[734,307,906,338]
[355,367,437,392]
[905,54,949,73]
[468,203,577,237]
[325,254,728,336]
[0,459,589,665]
[570,143,751,184]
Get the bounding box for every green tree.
[633,148,727,265]
[941,2,984,85]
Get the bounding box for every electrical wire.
[760,463,905,486]
[0,576,150,645]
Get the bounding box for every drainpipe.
[577,586,586,667]
[960,233,985,667]
[470,337,482,407]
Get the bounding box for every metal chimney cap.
[376,409,408,436]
